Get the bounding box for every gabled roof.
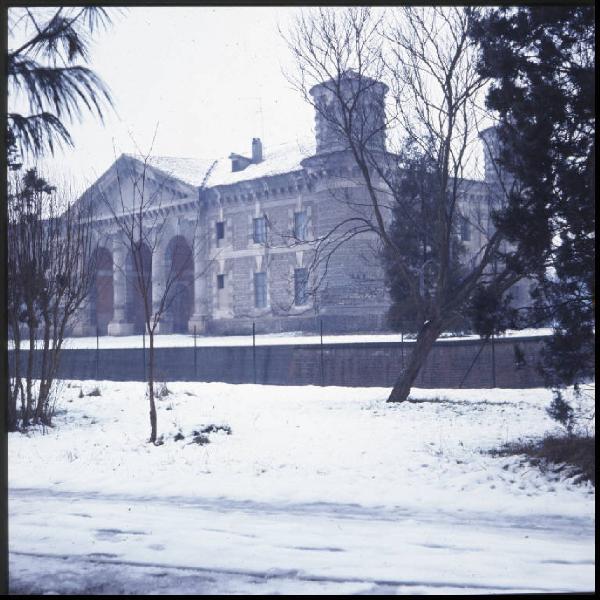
[122,154,217,188]
[122,137,315,190]
[78,137,318,217]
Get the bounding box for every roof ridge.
[125,152,216,162]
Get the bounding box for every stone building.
[73,72,526,337]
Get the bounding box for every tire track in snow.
[9,486,594,537]
[10,550,566,594]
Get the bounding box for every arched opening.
[91,247,113,335]
[126,243,152,334]
[165,236,193,333]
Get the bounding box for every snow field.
[9,381,593,516]
[9,381,595,593]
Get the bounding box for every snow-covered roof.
[207,138,315,187]
[122,154,218,188]
[124,137,316,191]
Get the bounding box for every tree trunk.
[24,318,36,426]
[35,315,51,423]
[387,320,443,403]
[8,322,21,431]
[148,331,158,443]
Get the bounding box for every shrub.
[199,424,232,435]
[547,390,575,434]
[191,433,210,446]
[157,382,171,398]
[493,435,595,485]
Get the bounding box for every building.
[73,71,527,337]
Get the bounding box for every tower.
[308,70,388,157]
[479,126,515,194]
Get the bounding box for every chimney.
[252,138,263,163]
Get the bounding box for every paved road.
[9,487,595,594]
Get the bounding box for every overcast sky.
[9,6,489,193]
[11,7,315,193]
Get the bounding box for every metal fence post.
[193,325,197,379]
[320,319,324,387]
[95,326,99,380]
[491,332,497,387]
[459,337,489,389]
[252,321,256,384]
[401,328,404,371]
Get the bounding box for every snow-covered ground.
[12,327,553,350]
[9,381,595,594]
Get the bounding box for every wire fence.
[71,321,538,388]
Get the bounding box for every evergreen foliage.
[383,143,467,334]
[7,7,115,165]
[467,284,516,339]
[547,391,576,436]
[470,6,595,390]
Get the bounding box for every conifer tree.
[7,7,115,165]
[470,6,595,391]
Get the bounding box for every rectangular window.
[217,274,225,289]
[253,217,266,244]
[216,221,225,240]
[254,272,267,308]
[294,211,308,241]
[460,216,471,242]
[294,268,308,306]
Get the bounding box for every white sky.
[10,7,315,193]
[9,6,489,194]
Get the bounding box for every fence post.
[193,325,197,379]
[95,326,99,380]
[459,337,489,389]
[491,332,497,387]
[320,319,324,386]
[401,328,404,371]
[252,321,256,384]
[142,329,146,381]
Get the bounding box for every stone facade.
[72,72,530,337]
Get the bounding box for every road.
[9,487,595,594]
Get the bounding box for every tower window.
[254,272,267,308]
[216,221,225,240]
[253,217,267,244]
[294,211,308,241]
[460,217,471,242]
[294,268,308,306]
[217,274,225,289]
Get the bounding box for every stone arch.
[165,235,194,333]
[125,243,152,334]
[91,247,113,335]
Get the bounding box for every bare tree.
[96,143,215,443]
[285,7,523,402]
[7,168,97,429]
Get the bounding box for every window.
[254,272,267,308]
[253,217,266,244]
[216,221,225,241]
[217,274,225,289]
[294,268,308,306]
[294,211,308,241]
[460,216,471,242]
